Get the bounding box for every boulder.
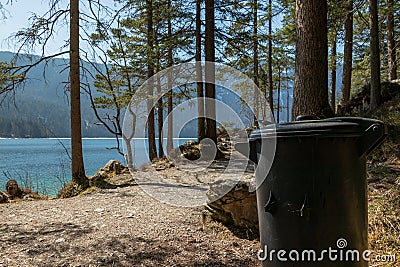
[92,160,129,179]
[23,194,35,201]
[152,158,175,171]
[0,191,9,204]
[5,180,22,199]
[89,160,130,188]
[217,141,231,152]
[206,179,258,231]
[22,192,42,201]
[102,160,129,175]
[180,141,201,160]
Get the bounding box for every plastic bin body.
[237,117,386,267]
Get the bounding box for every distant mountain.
[0,51,345,138]
[0,51,112,138]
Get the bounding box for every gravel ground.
[0,178,260,267]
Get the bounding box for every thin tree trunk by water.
[146,0,157,160]
[70,0,87,186]
[196,0,206,141]
[167,0,174,153]
[205,0,217,143]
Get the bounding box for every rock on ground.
[207,179,258,231]
[5,180,22,199]
[0,191,9,204]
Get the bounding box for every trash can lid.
[249,116,383,139]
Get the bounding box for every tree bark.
[277,65,281,123]
[123,106,136,170]
[205,0,217,144]
[286,68,290,122]
[157,73,164,158]
[341,0,353,106]
[369,0,382,109]
[292,0,332,119]
[387,0,397,81]
[268,0,273,116]
[253,0,260,126]
[330,32,337,113]
[196,0,206,141]
[167,74,173,152]
[146,0,157,160]
[167,0,174,153]
[70,0,87,186]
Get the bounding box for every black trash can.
[236,117,386,267]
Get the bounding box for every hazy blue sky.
[0,1,67,54]
[0,0,116,56]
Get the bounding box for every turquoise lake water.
[0,138,193,196]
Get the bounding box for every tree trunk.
[286,68,290,122]
[196,0,206,141]
[253,0,260,126]
[70,0,87,187]
[277,65,281,123]
[292,0,332,119]
[369,0,382,109]
[123,106,136,170]
[146,0,157,160]
[167,76,173,152]
[268,0,273,116]
[387,0,397,81]
[330,32,337,113]
[341,0,353,107]
[157,74,164,158]
[205,0,217,144]
[286,90,290,122]
[167,0,174,153]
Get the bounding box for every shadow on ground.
[0,222,257,266]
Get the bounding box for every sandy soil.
[0,175,260,267]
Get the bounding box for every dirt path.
[0,181,259,267]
